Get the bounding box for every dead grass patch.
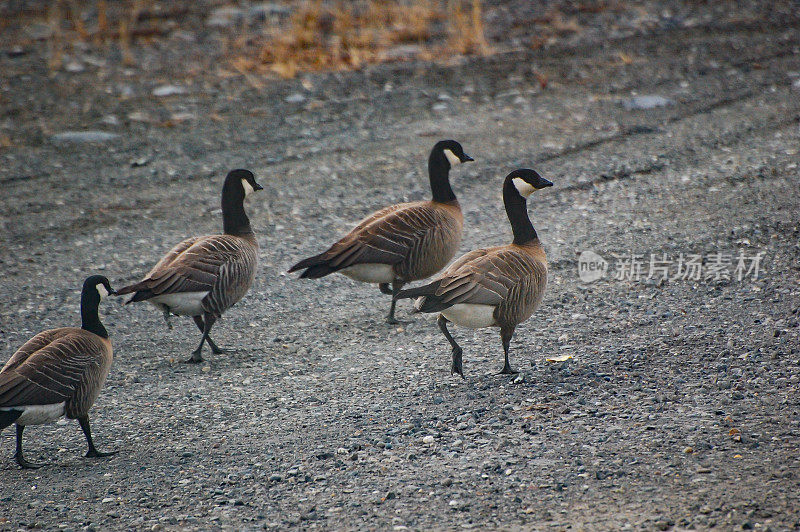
[241,0,490,79]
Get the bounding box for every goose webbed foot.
[14,425,43,469]
[206,338,233,355]
[86,449,118,459]
[183,350,204,364]
[210,346,235,355]
[385,315,407,325]
[451,347,464,379]
[15,452,44,469]
[498,359,518,375]
[498,327,518,375]
[78,416,116,461]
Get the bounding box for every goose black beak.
[540,178,554,188]
[461,154,474,163]
[254,183,264,191]
[108,288,118,296]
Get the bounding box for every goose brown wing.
[119,235,249,297]
[203,242,259,316]
[0,329,108,411]
[322,202,444,269]
[434,247,539,307]
[349,203,405,233]
[1,329,62,373]
[145,236,203,278]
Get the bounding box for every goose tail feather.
[115,281,155,303]
[288,253,337,279]
[0,409,22,431]
[394,280,446,313]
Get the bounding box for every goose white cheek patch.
[443,149,461,166]
[242,179,255,197]
[96,284,109,298]
[512,177,537,197]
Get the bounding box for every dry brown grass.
[24,0,169,69]
[18,1,490,78]
[446,0,490,56]
[246,0,490,79]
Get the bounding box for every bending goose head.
[508,168,553,199]
[432,140,474,169]
[81,275,115,338]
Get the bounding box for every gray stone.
[622,95,674,110]
[152,85,188,97]
[206,6,245,28]
[51,131,120,144]
[285,93,306,104]
[249,3,291,22]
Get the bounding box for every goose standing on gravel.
[117,169,262,363]
[394,169,552,376]
[0,275,117,469]
[288,140,474,323]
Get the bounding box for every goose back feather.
[0,327,112,422]
[400,242,547,328]
[118,233,258,319]
[290,200,462,282]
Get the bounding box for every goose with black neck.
[394,169,552,376]
[117,169,262,363]
[289,140,474,324]
[0,275,118,469]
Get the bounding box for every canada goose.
[0,275,117,469]
[116,169,262,363]
[288,140,473,323]
[394,169,552,377]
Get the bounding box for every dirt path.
[1,2,799,530]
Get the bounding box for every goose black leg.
[386,280,406,324]
[378,283,392,295]
[14,425,43,469]
[79,416,117,458]
[185,313,216,363]
[192,315,229,355]
[438,315,464,378]
[499,326,518,375]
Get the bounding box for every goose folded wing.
[140,237,241,296]
[0,335,103,407]
[1,330,62,373]
[435,249,532,307]
[145,236,202,277]
[324,206,435,268]
[348,204,405,234]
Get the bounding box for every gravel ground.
[1,1,800,530]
